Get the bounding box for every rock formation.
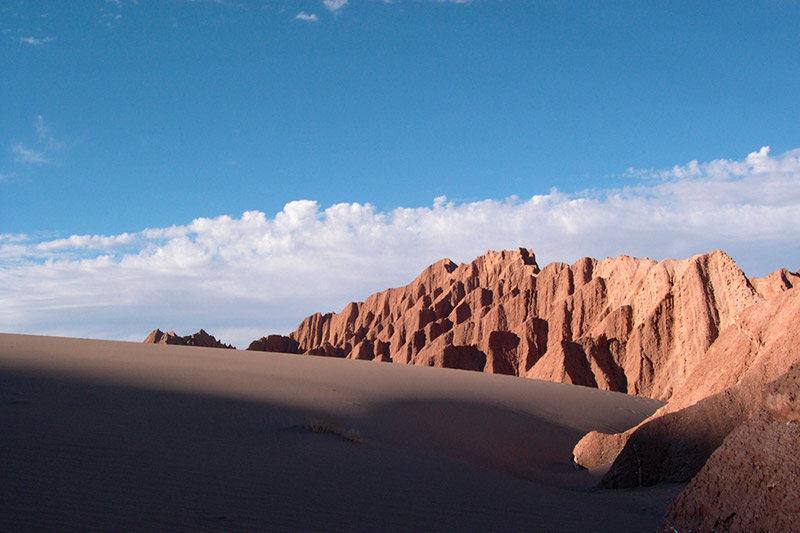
[749,267,800,300]
[574,283,800,487]
[272,248,763,402]
[659,363,800,532]
[144,329,235,349]
[250,247,799,501]
[247,334,301,353]
[144,246,798,521]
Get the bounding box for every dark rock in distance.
[144,329,235,349]
[246,334,301,354]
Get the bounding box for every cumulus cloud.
[296,12,319,22]
[1,147,799,347]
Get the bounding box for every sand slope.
[1,333,679,532]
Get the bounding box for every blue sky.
[2,1,799,346]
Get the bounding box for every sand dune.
[1,333,681,531]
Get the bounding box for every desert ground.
[0,333,684,531]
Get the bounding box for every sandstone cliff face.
[283,248,761,401]
[574,285,800,487]
[144,329,235,349]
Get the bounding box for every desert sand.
[0,332,681,532]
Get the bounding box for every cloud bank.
[1,147,799,347]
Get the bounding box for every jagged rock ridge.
[144,329,235,349]
[270,248,772,402]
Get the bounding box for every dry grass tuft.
[303,417,363,444]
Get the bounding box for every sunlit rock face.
[282,247,764,402]
[575,284,800,488]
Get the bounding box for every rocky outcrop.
[574,285,800,487]
[277,248,762,402]
[750,267,800,300]
[659,364,800,532]
[247,334,301,354]
[144,329,235,349]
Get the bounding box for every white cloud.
[34,233,136,253]
[1,147,799,348]
[7,116,63,167]
[296,12,319,22]
[18,36,54,45]
[322,0,348,12]
[11,143,48,165]
[34,115,64,151]
[35,115,48,142]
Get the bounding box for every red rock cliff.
[283,248,763,401]
[573,281,800,487]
